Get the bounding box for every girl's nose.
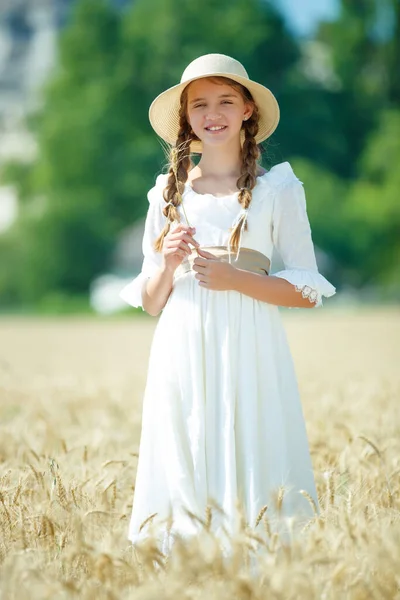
[206,104,221,119]
[205,111,222,120]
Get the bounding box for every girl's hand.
[162,224,199,272]
[192,248,237,290]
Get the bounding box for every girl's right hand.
[162,224,199,272]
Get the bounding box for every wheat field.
[0,308,399,599]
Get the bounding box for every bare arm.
[192,249,316,308]
[142,265,175,316]
[142,224,199,316]
[231,269,316,308]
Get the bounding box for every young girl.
[120,53,336,553]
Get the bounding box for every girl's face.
[186,78,253,150]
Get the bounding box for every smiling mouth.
[205,125,227,132]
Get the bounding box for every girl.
[120,53,336,553]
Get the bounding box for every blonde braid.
[153,101,195,253]
[229,102,261,253]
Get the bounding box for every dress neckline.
[184,171,269,199]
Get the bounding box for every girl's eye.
[193,101,232,108]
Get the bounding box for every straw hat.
[149,53,280,154]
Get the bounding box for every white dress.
[120,161,336,552]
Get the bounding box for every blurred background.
[0,0,398,315]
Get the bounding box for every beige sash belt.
[175,246,271,279]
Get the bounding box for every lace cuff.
[294,284,320,306]
[272,268,336,309]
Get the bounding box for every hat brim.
[149,72,280,154]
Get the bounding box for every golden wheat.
[0,309,399,599]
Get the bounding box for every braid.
[153,76,262,254]
[154,98,195,252]
[229,102,261,253]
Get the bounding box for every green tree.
[1,0,301,303]
[315,0,400,176]
[1,0,399,307]
[1,0,126,299]
[344,110,400,288]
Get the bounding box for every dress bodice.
[180,170,276,261]
[119,161,337,309]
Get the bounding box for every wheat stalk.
[139,512,158,533]
[324,471,335,510]
[12,482,22,505]
[205,505,212,531]
[273,486,285,514]
[358,435,393,503]
[254,504,268,528]
[160,139,199,257]
[1,313,399,597]
[0,491,12,531]
[182,506,207,529]
[263,515,272,538]
[56,474,69,509]
[28,463,44,488]
[299,489,319,516]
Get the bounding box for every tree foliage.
[0,0,399,306]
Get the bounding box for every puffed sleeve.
[271,163,336,308]
[119,174,167,309]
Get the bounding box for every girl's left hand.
[192,249,237,291]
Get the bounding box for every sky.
[277,0,339,36]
